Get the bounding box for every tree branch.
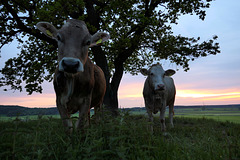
[0,30,20,49]
[0,16,30,21]
[2,1,56,46]
[110,1,163,91]
[92,0,105,7]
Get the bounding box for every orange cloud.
[118,82,143,99]
[1,82,239,108]
[177,90,240,98]
[119,82,240,107]
[0,93,56,108]
[175,89,240,105]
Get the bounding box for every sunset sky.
[0,0,240,108]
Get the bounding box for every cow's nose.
[62,59,80,73]
[156,84,165,91]
[59,57,84,73]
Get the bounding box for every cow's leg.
[75,107,89,130]
[94,101,103,123]
[169,103,174,128]
[75,97,91,130]
[146,108,154,133]
[57,100,73,134]
[160,104,166,131]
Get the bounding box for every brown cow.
[36,19,109,133]
[140,64,176,132]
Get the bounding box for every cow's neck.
[55,57,93,105]
[60,77,74,105]
[152,92,165,114]
[154,91,165,99]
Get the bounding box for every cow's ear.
[90,32,110,47]
[36,22,58,39]
[165,69,176,76]
[140,68,149,76]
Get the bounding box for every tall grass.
[0,112,239,160]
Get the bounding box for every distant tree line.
[0,105,58,117]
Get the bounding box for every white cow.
[140,64,176,132]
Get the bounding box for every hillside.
[0,105,58,117]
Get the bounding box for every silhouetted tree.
[0,0,220,115]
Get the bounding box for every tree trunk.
[83,0,120,115]
[84,0,146,116]
[92,46,123,116]
[104,85,119,115]
[103,58,124,116]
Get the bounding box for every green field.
[0,112,239,160]
[1,106,240,124]
[129,107,240,124]
[175,107,240,124]
[1,106,240,126]
[0,106,239,159]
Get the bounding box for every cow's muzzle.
[59,57,84,73]
[155,84,165,91]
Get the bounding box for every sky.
[0,0,240,108]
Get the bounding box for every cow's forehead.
[150,65,164,74]
[60,19,89,34]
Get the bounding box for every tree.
[0,0,220,115]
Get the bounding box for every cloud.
[175,88,240,105]
[119,74,240,107]
[0,93,56,108]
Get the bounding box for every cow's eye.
[57,33,62,42]
[86,40,91,46]
[150,73,154,76]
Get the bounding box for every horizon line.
[1,103,240,109]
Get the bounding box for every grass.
[174,107,240,124]
[129,107,240,124]
[0,112,240,160]
[177,115,240,124]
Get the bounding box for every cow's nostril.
[74,61,79,69]
[59,57,84,73]
[62,60,66,66]
[157,84,165,90]
[61,59,80,73]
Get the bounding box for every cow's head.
[36,19,110,73]
[140,64,175,91]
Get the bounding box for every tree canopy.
[0,0,220,112]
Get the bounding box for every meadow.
[0,108,240,160]
[175,106,240,124]
[129,106,240,124]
